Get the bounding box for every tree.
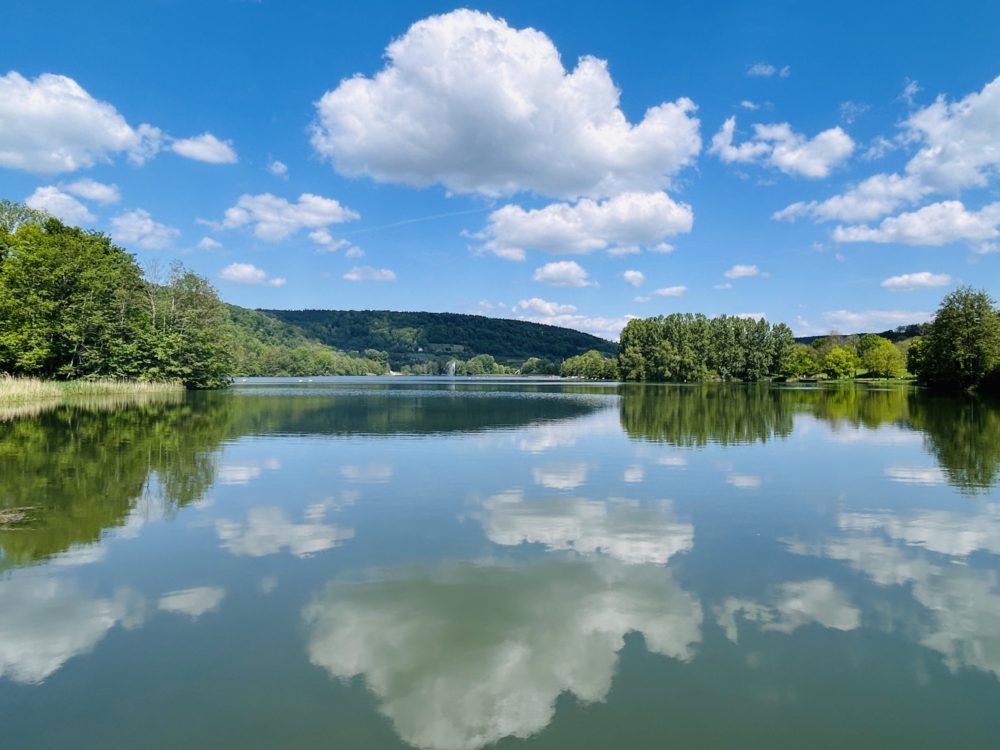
[913,287,1000,389]
[784,344,820,379]
[858,336,905,378]
[823,345,857,379]
[0,220,147,378]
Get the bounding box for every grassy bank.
[0,376,184,413]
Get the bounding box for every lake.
[2,378,1000,749]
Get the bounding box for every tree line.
[0,201,384,387]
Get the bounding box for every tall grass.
[0,376,184,419]
[0,375,63,404]
[59,379,184,397]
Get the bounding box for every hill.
[795,323,927,345]
[226,305,387,376]
[256,309,618,369]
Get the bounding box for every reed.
[0,376,184,413]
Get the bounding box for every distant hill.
[795,323,927,345]
[256,309,618,369]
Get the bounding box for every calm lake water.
[2,378,1000,749]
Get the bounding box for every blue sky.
[2,0,999,339]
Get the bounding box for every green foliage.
[0,209,232,388]
[858,336,906,378]
[910,286,1000,389]
[560,350,618,379]
[784,344,820,379]
[259,309,617,369]
[822,345,858,379]
[520,357,558,375]
[618,314,791,382]
[226,305,387,376]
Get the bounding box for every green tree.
[784,344,820,379]
[0,220,147,378]
[913,287,1000,389]
[859,336,905,378]
[823,345,857,379]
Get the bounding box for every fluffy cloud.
[343,266,396,282]
[482,491,694,565]
[515,309,637,340]
[880,271,952,291]
[219,262,286,287]
[832,200,1000,248]
[774,173,928,223]
[221,193,359,242]
[61,178,120,204]
[197,236,222,250]
[25,186,94,224]
[267,159,288,177]
[110,208,179,249]
[723,263,761,279]
[170,133,238,164]
[0,575,143,684]
[532,260,594,287]
[0,72,159,173]
[304,559,702,750]
[516,298,578,316]
[477,192,693,259]
[0,71,234,173]
[513,298,635,339]
[622,270,645,287]
[777,74,1000,227]
[311,10,701,199]
[157,587,226,619]
[710,117,854,178]
[216,506,354,558]
[821,309,931,332]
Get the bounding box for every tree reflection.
[908,392,1000,492]
[0,396,233,568]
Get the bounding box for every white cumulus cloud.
[532,260,595,288]
[0,72,160,173]
[61,178,120,204]
[880,272,952,291]
[170,132,238,164]
[723,263,761,279]
[219,262,286,287]
[311,9,701,199]
[821,309,931,332]
[477,192,693,260]
[710,117,854,178]
[111,208,179,249]
[25,186,95,224]
[221,193,359,242]
[267,159,288,177]
[832,200,1000,248]
[777,74,1000,227]
[622,270,645,288]
[516,298,578,316]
